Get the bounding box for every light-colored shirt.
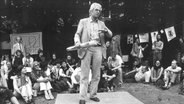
[108,55,123,68]
[135,66,151,81]
[12,43,25,55]
[90,21,99,40]
[22,57,34,67]
[152,40,164,51]
[165,66,181,73]
[89,17,101,43]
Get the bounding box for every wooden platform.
[55,91,144,104]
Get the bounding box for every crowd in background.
[1,33,184,104]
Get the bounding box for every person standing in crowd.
[177,38,184,66]
[105,41,111,59]
[179,55,184,95]
[74,2,112,104]
[12,36,25,56]
[131,38,144,64]
[152,33,164,64]
[163,60,181,89]
[111,35,122,57]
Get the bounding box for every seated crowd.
[0,48,184,104]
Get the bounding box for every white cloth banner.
[165,26,176,42]
[150,31,158,43]
[138,33,149,43]
[10,32,43,55]
[127,34,134,44]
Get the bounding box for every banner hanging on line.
[165,26,176,42]
[150,31,158,43]
[127,34,134,44]
[10,32,43,55]
[138,33,149,43]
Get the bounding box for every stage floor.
[55,91,144,104]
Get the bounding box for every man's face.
[16,37,21,43]
[39,52,43,56]
[26,53,30,58]
[106,41,110,47]
[67,56,71,60]
[157,35,161,40]
[91,8,102,18]
[52,54,56,59]
[56,63,61,68]
[17,51,21,56]
[62,62,67,68]
[171,61,177,69]
[155,61,160,67]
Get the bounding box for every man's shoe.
[90,97,100,102]
[79,100,86,104]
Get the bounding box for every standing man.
[152,33,164,64]
[74,2,112,104]
[11,36,25,56]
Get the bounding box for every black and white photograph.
[0,0,184,104]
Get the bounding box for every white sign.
[10,32,43,55]
[139,33,149,43]
[165,26,176,42]
[151,31,158,43]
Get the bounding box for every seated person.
[12,50,24,74]
[48,53,58,66]
[98,61,112,92]
[0,75,19,104]
[35,49,44,63]
[107,52,124,87]
[1,55,11,80]
[125,61,151,83]
[1,61,12,88]
[66,53,76,68]
[103,64,118,92]
[30,61,54,100]
[70,61,92,92]
[12,67,33,104]
[22,52,34,68]
[151,60,164,87]
[59,60,73,89]
[50,60,70,92]
[163,60,181,89]
[124,59,140,82]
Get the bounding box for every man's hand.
[98,29,108,33]
[75,42,81,48]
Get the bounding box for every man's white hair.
[89,2,102,11]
